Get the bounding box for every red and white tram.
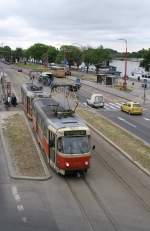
[32,97,92,175]
[21,83,49,119]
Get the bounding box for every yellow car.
[121,102,143,115]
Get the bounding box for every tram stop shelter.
[97,74,119,86]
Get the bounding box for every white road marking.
[115,102,122,106]
[108,102,120,108]
[11,185,21,202]
[14,194,21,202]
[17,204,24,212]
[144,117,150,121]
[105,103,117,109]
[12,186,18,195]
[83,101,125,111]
[118,117,137,128]
[22,217,27,223]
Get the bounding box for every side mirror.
[92,145,95,150]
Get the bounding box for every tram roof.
[21,83,49,97]
[33,97,87,130]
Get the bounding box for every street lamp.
[118,38,128,88]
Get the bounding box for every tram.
[21,83,49,119]
[32,97,92,175]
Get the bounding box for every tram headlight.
[85,161,89,166]
[66,162,70,167]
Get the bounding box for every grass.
[77,105,150,171]
[16,63,49,71]
[3,112,46,177]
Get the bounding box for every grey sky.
[0,0,150,51]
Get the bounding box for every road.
[74,82,150,144]
[0,62,150,230]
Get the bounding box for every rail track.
[66,176,122,231]
[93,147,150,212]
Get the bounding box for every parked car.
[121,101,143,115]
[87,94,104,108]
[18,68,22,72]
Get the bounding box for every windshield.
[57,136,90,154]
[133,103,141,107]
[95,96,103,103]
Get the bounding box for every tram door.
[49,131,56,163]
[27,96,30,115]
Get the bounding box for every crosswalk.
[83,102,123,111]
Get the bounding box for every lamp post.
[118,39,128,89]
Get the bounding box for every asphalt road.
[75,83,150,144]
[0,62,150,231]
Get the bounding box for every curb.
[86,122,150,177]
[91,104,150,146]
[77,103,150,177]
[0,112,51,181]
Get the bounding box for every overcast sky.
[0,0,150,51]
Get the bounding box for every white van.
[87,94,104,108]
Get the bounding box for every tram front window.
[57,136,90,154]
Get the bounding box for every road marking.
[118,117,137,128]
[22,217,27,223]
[17,204,24,212]
[115,102,122,106]
[15,194,21,202]
[105,103,117,109]
[108,102,120,108]
[11,185,21,202]
[12,186,18,195]
[144,117,150,121]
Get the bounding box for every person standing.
[11,93,17,107]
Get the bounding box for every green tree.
[91,47,112,73]
[56,45,82,68]
[47,46,58,63]
[83,47,93,73]
[27,43,49,62]
[14,48,24,62]
[140,49,150,71]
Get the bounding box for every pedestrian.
[7,94,11,105]
[4,94,11,107]
[11,93,17,107]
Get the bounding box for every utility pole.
[118,39,128,89]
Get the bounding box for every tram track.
[66,177,122,231]
[93,147,150,212]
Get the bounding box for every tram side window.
[49,131,55,147]
[37,113,40,127]
[43,123,48,138]
[21,90,25,104]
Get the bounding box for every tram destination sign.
[64,130,86,136]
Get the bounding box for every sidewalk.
[71,71,150,106]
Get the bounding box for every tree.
[91,47,112,73]
[27,43,49,63]
[140,49,150,71]
[83,47,93,73]
[1,46,11,62]
[14,48,24,62]
[55,45,82,68]
[47,46,58,63]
